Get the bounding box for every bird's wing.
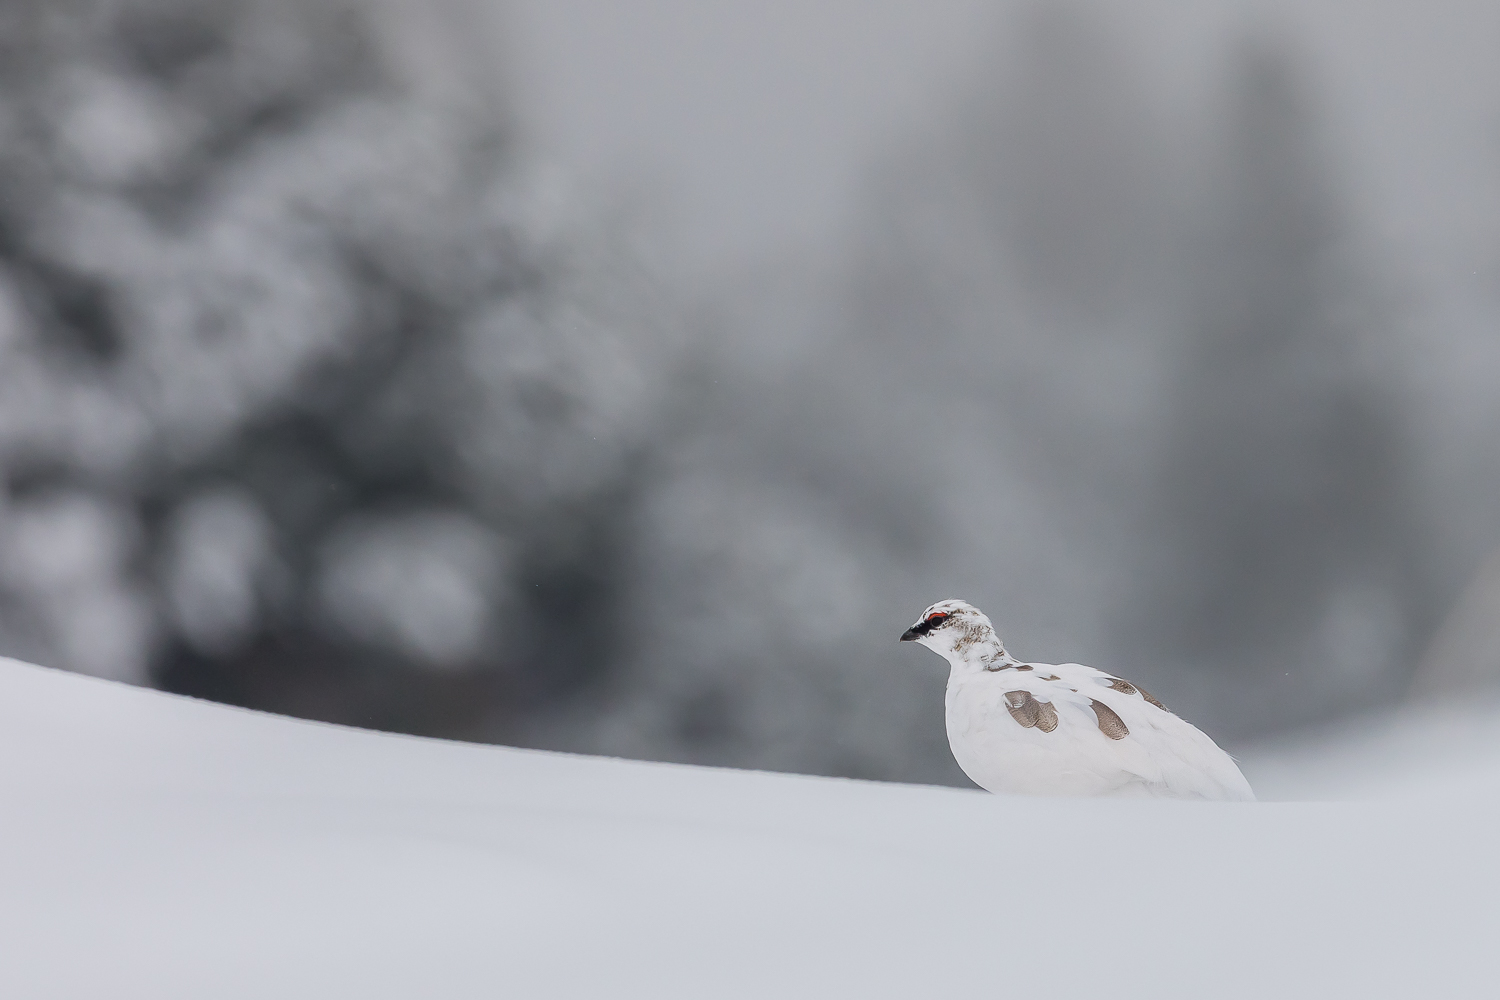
[1020,662,1255,801]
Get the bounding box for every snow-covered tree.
[1123,34,1433,732]
[0,0,672,736]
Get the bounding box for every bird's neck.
[941,629,1014,677]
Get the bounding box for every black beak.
[900,627,920,642]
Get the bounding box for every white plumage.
[902,600,1254,800]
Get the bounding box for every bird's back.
[944,660,1254,801]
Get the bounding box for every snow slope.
[1,657,1495,999]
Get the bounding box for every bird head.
[900,599,1001,661]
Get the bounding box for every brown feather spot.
[1136,685,1167,711]
[1090,699,1129,740]
[1104,677,1137,696]
[1014,664,1033,671]
[1004,690,1059,733]
[1039,673,1060,681]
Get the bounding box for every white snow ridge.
[902,599,1254,799]
[1,656,1496,999]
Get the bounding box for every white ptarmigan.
[902,600,1254,800]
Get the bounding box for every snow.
[2,657,1496,998]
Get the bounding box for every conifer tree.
[0,0,666,737]
[1128,35,1429,726]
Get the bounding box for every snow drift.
[1,657,1493,998]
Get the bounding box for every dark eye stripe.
[912,612,950,635]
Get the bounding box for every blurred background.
[1,0,1498,791]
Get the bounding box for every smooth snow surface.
[1,658,1495,999]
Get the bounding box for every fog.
[1,0,1497,786]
